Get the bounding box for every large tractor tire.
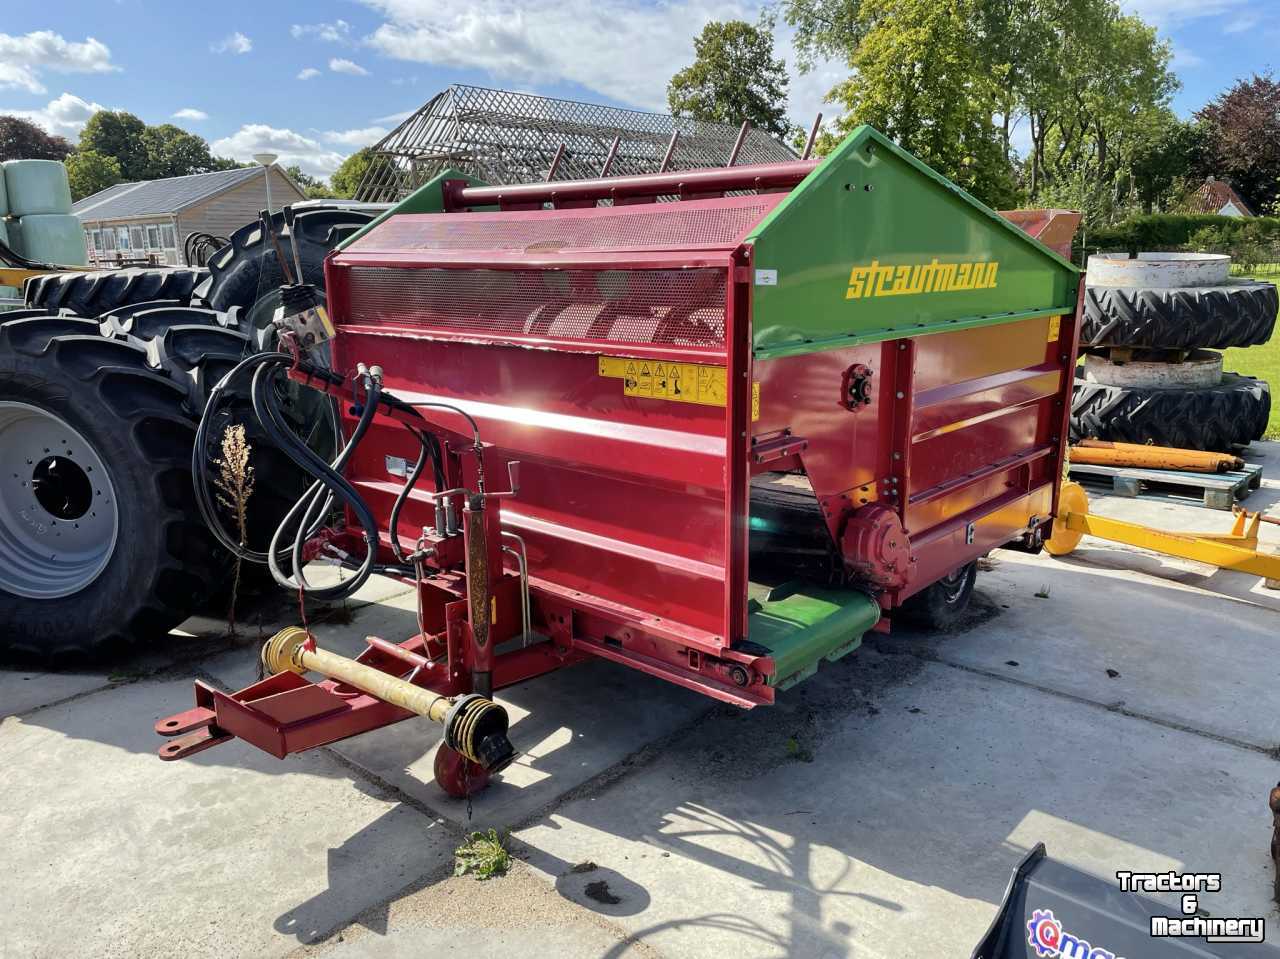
[0,317,225,659]
[196,207,375,313]
[1071,373,1271,451]
[1081,281,1278,351]
[24,267,207,316]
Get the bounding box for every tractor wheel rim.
[0,401,119,599]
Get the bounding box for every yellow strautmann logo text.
[845,258,999,300]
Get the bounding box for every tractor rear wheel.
[195,207,375,313]
[24,267,207,316]
[0,318,224,660]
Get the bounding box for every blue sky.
[1,0,1275,181]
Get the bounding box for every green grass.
[1223,265,1280,440]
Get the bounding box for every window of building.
[147,225,161,249]
[101,230,116,251]
[130,226,144,250]
[117,227,130,250]
[161,225,176,249]
[84,231,95,251]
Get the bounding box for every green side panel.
[335,169,490,251]
[746,584,881,689]
[747,126,1078,358]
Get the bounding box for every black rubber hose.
[253,363,381,600]
[388,427,430,563]
[192,351,293,564]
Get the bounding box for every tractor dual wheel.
[1081,281,1278,351]
[1071,373,1271,452]
[24,267,208,316]
[0,317,225,660]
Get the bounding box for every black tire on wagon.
[899,561,978,630]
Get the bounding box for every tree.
[285,163,337,199]
[0,115,72,161]
[65,150,123,200]
[825,0,1018,207]
[79,111,150,180]
[79,111,241,183]
[142,124,223,179]
[1194,73,1280,215]
[1130,119,1204,214]
[330,148,381,198]
[668,17,791,138]
[784,0,1180,221]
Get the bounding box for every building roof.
[73,167,280,221]
[1186,177,1255,216]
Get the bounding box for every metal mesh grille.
[343,266,727,347]
[346,198,779,255]
[355,84,797,202]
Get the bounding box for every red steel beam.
[443,159,820,211]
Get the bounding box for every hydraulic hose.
[253,362,381,600]
[192,351,383,602]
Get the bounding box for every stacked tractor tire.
[0,206,376,660]
[1071,253,1275,452]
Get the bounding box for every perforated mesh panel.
[343,266,727,347]
[345,197,781,256]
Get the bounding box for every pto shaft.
[262,627,516,771]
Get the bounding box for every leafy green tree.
[668,17,791,138]
[825,0,1018,207]
[80,111,241,182]
[0,115,72,161]
[330,147,394,198]
[142,124,221,178]
[285,163,337,199]
[1194,73,1280,215]
[1130,119,1204,214]
[79,111,150,180]
[65,150,123,200]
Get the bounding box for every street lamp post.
[253,152,279,214]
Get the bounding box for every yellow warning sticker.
[1047,315,1061,342]
[598,356,759,420]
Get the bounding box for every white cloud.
[329,57,370,76]
[0,92,106,138]
[358,0,833,126]
[0,30,118,94]
[172,107,208,120]
[323,125,390,147]
[1119,0,1247,29]
[297,67,322,80]
[212,123,347,177]
[1223,14,1259,32]
[211,31,252,55]
[291,20,351,42]
[372,108,415,124]
[1171,44,1204,68]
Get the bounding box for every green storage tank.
[4,159,74,216]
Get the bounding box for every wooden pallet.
[1069,461,1263,510]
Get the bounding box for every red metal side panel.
[752,309,1078,606]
